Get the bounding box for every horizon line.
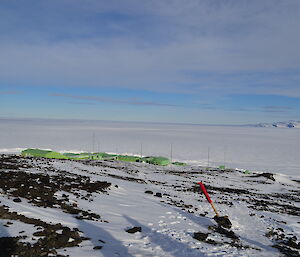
[1,116,298,127]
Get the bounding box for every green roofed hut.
[22,149,171,166]
[22,149,68,159]
[140,156,170,166]
[62,152,91,160]
[97,153,117,160]
[219,165,225,171]
[117,155,141,162]
[172,161,187,166]
[63,152,112,160]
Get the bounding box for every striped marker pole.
[198,182,219,217]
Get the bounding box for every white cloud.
[0,0,300,97]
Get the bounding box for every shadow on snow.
[124,215,206,257]
[77,219,134,257]
[0,220,16,257]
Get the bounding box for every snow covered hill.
[255,120,300,128]
[0,155,299,256]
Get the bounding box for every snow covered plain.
[0,155,299,256]
[0,118,300,176]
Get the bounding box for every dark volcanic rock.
[193,232,208,241]
[252,172,275,181]
[285,236,300,249]
[0,167,110,221]
[273,244,300,257]
[267,228,300,256]
[0,237,18,256]
[190,184,250,195]
[126,226,142,234]
[214,215,232,229]
[154,192,162,197]
[0,192,87,256]
[214,226,238,239]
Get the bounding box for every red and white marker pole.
[198,182,219,217]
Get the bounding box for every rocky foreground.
[0,154,299,257]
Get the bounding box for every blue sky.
[0,0,300,124]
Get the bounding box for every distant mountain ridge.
[255,120,300,128]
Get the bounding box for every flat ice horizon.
[1,118,299,177]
